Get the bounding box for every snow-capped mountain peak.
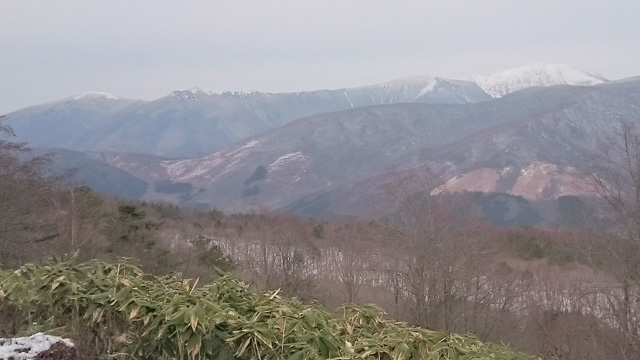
[169,87,215,101]
[72,91,122,101]
[470,63,607,98]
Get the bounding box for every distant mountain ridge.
[6,63,605,158]
[6,76,489,158]
[6,94,140,151]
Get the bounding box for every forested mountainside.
[81,78,640,222]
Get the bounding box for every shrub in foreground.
[0,258,539,360]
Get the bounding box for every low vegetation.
[0,257,538,360]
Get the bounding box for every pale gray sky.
[2,0,639,114]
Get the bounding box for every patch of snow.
[239,140,259,150]
[0,333,74,360]
[222,90,262,97]
[511,162,559,199]
[520,162,558,177]
[269,152,308,172]
[169,87,214,101]
[165,157,222,179]
[72,91,121,101]
[164,140,260,183]
[219,140,259,161]
[343,91,354,108]
[417,78,439,97]
[470,63,607,98]
[352,75,439,95]
[187,87,214,95]
[500,166,514,176]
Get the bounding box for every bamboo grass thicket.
[0,257,540,360]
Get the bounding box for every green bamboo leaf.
[255,328,275,348]
[186,333,202,357]
[226,330,248,343]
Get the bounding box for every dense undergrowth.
[0,258,539,360]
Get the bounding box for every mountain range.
[5,63,633,225]
[7,77,493,158]
[6,63,603,158]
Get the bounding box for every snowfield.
[0,333,74,360]
[471,63,607,98]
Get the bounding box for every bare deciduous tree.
[377,167,496,332]
[0,116,61,266]
[327,221,370,304]
[586,121,640,357]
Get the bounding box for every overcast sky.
[2,1,639,114]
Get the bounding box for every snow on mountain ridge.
[72,91,123,101]
[382,75,438,88]
[222,90,263,97]
[379,76,441,97]
[46,64,607,108]
[345,75,484,103]
[169,87,215,101]
[46,63,609,106]
[162,64,606,103]
[470,63,607,98]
